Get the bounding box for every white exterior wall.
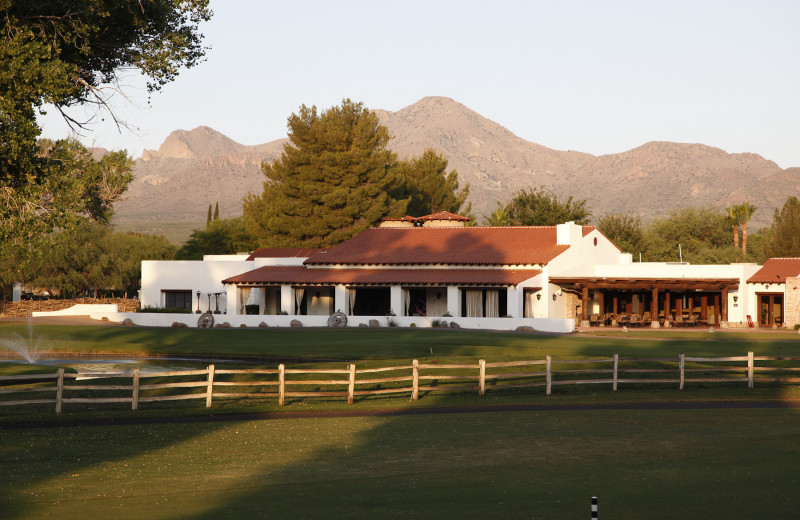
[86,309,575,333]
[141,260,256,313]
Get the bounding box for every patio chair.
[685,315,697,327]
[675,315,685,327]
[641,311,652,326]
[589,313,600,326]
[629,313,641,327]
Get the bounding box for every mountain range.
[113,96,800,242]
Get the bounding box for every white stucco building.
[131,213,799,331]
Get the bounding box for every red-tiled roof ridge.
[246,248,325,261]
[223,265,541,286]
[305,226,570,266]
[417,211,471,221]
[747,258,800,284]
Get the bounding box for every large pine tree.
[243,100,408,247]
[394,148,471,217]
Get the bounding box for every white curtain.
[524,291,535,318]
[295,288,305,315]
[348,288,356,315]
[466,290,483,317]
[485,290,499,318]
[403,289,410,316]
[239,287,251,315]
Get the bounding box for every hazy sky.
[38,0,800,168]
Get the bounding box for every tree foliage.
[175,218,255,260]
[495,187,591,226]
[0,140,134,283]
[597,213,646,256]
[243,100,408,247]
[762,196,800,258]
[1,0,211,279]
[644,207,737,264]
[27,222,175,296]
[393,148,471,217]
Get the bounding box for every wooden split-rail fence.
[2,353,800,414]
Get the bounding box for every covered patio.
[551,278,739,327]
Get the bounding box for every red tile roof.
[245,248,324,261]
[223,266,541,286]
[417,211,471,221]
[747,258,800,283]
[304,227,571,266]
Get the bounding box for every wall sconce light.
[733,295,738,303]
[536,293,541,301]
[195,291,201,314]
[552,293,557,301]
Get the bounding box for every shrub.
[137,306,191,314]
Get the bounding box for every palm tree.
[725,206,739,249]
[736,202,757,258]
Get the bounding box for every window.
[163,290,192,310]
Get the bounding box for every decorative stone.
[450,322,460,329]
[368,319,380,328]
[440,320,448,328]
[359,323,367,328]
[171,322,187,328]
[327,312,348,328]
[290,319,303,328]
[258,322,268,328]
[122,318,134,326]
[214,322,230,328]
[515,326,535,332]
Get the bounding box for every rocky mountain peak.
[141,126,245,160]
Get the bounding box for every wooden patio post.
[664,291,671,323]
[581,287,589,322]
[701,294,708,321]
[721,288,729,323]
[651,287,659,326]
[612,294,618,323]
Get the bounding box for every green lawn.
[2,324,799,518]
[2,407,798,519]
[1,322,798,362]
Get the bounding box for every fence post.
[205,364,215,408]
[612,354,619,392]
[278,364,285,406]
[546,355,552,396]
[591,496,598,519]
[348,363,356,405]
[679,353,685,390]
[412,359,419,401]
[478,359,486,396]
[55,368,64,414]
[132,368,140,411]
[747,351,754,389]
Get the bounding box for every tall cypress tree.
[243,100,408,247]
[213,202,219,221]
